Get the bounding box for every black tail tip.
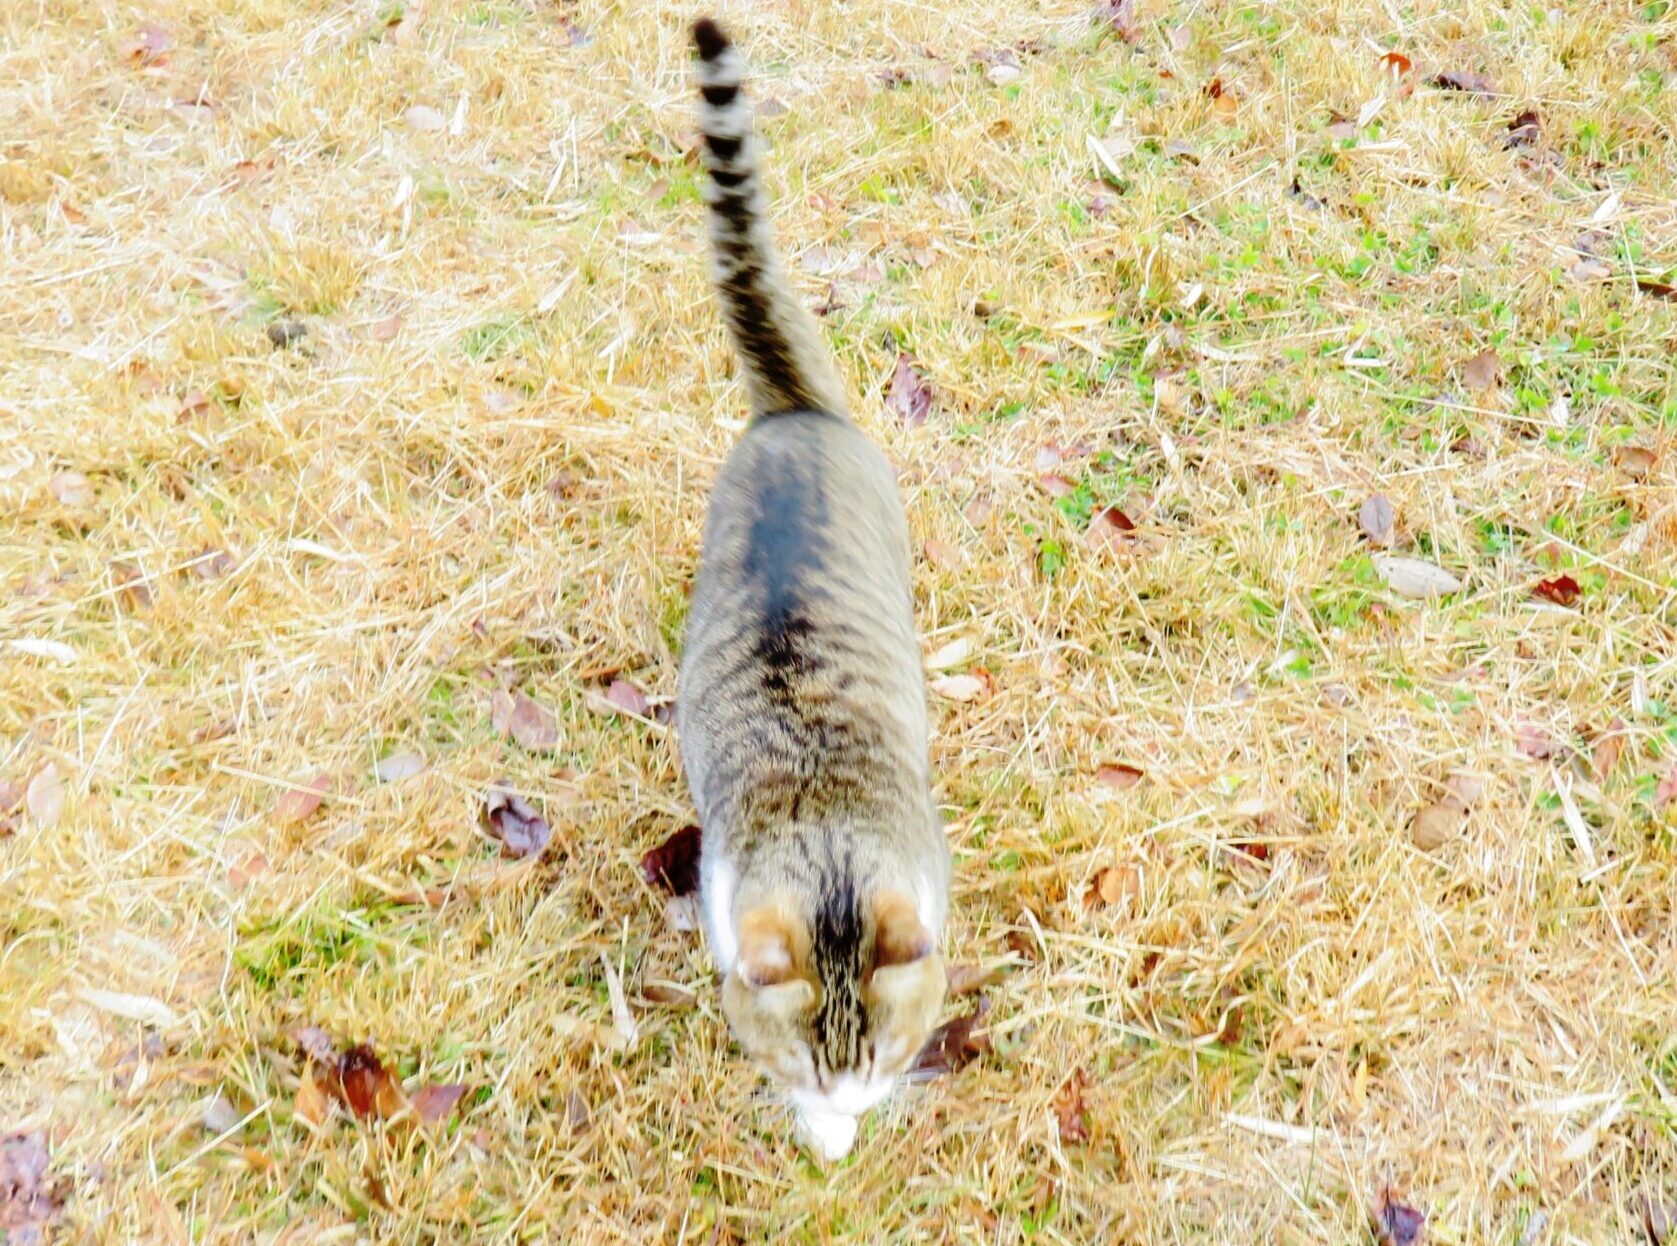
[693,17,730,61]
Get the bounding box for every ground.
[2,0,1676,1241]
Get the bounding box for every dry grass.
[3,0,1676,1240]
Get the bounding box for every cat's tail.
[693,18,848,419]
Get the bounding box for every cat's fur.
[678,17,951,1161]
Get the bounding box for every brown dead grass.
[3,0,1676,1241]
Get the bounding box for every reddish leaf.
[274,774,331,825]
[111,561,153,610]
[1092,0,1137,41]
[1373,1187,1427,1246]
[1433,69,1496,95]
[336,1044,408,1120]
[1094,763,1143,790]
[886,353,935,425]
[945,962,1003,996]
[124,22,170,65]
[1378,51,1413,76]
[1636,279,1677,302]
[641,982,698,1007]
[1358,495,1395,546]
[1657,769,1677,807]
[1533,575,1581,607]
[410,1083,470,1125]
[370,314,403,342]
[1505,109,1541,148]
[641,824,702,896]
[1615,445,1657,479]
[1591,718,1626,781]
[912,995,991,1077]
[1514,722,1558,761]
[504,691,559,750]
[0,1131,65,1236]
[604,679,650,718]
[1462,349,1503,391]
[1086,864,1140,908]
[1087,506,1137,550]
[190,548,237,580]
[294,1071,331,1126]
[1053,1068,1090,1144]
[291,1024,338,1065]
[1037,473,1076,498]
[482,781,552,859]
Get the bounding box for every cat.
[677,17,952,1162]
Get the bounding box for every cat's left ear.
[871,891,933,970]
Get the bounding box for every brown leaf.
[506,691,559,751]
[1636,279,1677,302]
[604,679,650,718]
[482,781,552,859]
[1087,864,1141,908]
[190,548,237,580]
[291,1024,338,1064]
[1432,69,1497,95]
[48,470,94,507]
[293,1071,331,1126]
[1410,800,1467,851]
[1094,763,1144,790]
[1204,77,1239,116]
[370,314,403,342]
[24,763,64,829]
[641,824,702,896]
[1505,109,1541,148]
[227,850,269,888]
[1462,349,1504,391]
[1514,722,1558,761]
[1037,473,1077,498]
[373,749,425,783]
[273,774,331,825]
[641,982,698,1007]
[912,995,991,1077]
[111,561,153,610]
[1615,445,1657,479]
[124,21,170,65]
[945,962,1003,997]
[336,1044,408,1120]
[885,353,935,425]
[410,1083,470,1125]
[1053,1068,1090,1144]
[1087,506,1137,551]
[1373,1186,1427,1246]
[1378,50,1413,76]
[1358,495,1395,546]
[1657,769,1677,808]
[1591,718,1627,781]
[1092,0,1137,40]
[0,1130,65,1236]
[1642,1189,1677,1244]
[1533,575,1580,607]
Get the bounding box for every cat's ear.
[736,906,807,988]
[871,891,933,970]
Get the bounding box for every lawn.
[2,0,1675,1241]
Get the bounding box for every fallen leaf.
[1462,349,1504,391]
[494,690,557,750]
[1657,769,1677,808]
[1288,178,1325,211]
[1636,279,1677,302]
[124,21,170,65]
[202,1093,242,1137]
[1410,773,1480,850]
[1087,864,1141,908]
[1053,1069,1090,1144]
[1505,109,1541,148]
[1373,1186,1427,1246]
[566,1089,591,1134]
[886,354,935,425]
[930,673,986,702]
[1591,719,1626,781]
[604,679,650,718]
[374,749,426,783]
[267,320,306,349]
[1641,1189,1676,1244]
[411,1083,470,1125]
[370,313,403,342]
[925,637,974,671]
[1205,77,1239,116]
[1432,69,1497,95]
[111,561,153,610]
[273,774,331,825]
[1358,495,1395,546]
[1094,763,1144,790]
[1087,506,1137,551]
[641,824,702,896]
[293,1072,330,1126]
[48,470,94,507]
[0,1131,65,1236]
[1374,554,1463,599]
[405,104,446,132]
[641,982,698,1007]
[336,1044,408,1120]
[1379,50,1413,76]
[1325,111,1358,140]
[482,781,552,859]
[1514,721,1558,760]
[7,638,78,665]
[227,850,268,888]
[24,763,63,828]
[1092,0,1137,40]
[945,962,1003,996]
[912,995,991,1077]
[1037,473,1076,498]
[1615,445,1657,479]
[0,779,20,837]
[190,548,237,580]
[1533,575,1581,607]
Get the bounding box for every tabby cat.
[677,17,952,1162]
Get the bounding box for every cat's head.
[720,889,944,1158]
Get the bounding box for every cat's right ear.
[735,906,807,988]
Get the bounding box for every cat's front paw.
[794,1105,858,1162]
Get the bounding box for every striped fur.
[692,18,849,419]
[680,18,950,1162]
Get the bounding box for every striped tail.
[692,18,848,419]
